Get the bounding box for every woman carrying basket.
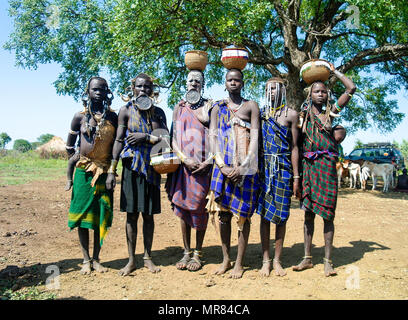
[166,61,214,272]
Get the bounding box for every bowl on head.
[221,47,249,71]
[185,50,208,71]
[300,59,331,85]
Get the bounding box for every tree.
[37,133,55,145]
[5,0,408,133]
[393,139,408,162]
[354,138,364,149]
[13,139,32,153]
[0,132,11,149]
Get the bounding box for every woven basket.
[221,48,249,70]
[185,50,208,71]
[150,151,181,174]
[300,59,331,84]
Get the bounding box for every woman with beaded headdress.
[292,63,356,277]
[165,61,214,272]
[257,77,301,277]
[107,73,168,276]
[66,76,118,275]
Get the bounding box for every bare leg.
[118,212,139,276]
[230,219,250,279]
[142,213,161,273]
[273,223,287,276]
[176,218,191,270]
[187,228,207,271]
[323,219,337,277]
[92,230,107,273]
[259,217,271,277]
[293,211,314,271]
[78,227,91,275]
[213,212,232,275]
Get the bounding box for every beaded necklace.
[189,96,204,110]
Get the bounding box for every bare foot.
[187,255,203,272]
[292,258,313,272]
[118,261,137,276]
[213,260,232,275]
[176,253,191,270]
[65,180,73,191]
[229,264,244,279]
[80,261,91,275]
[324,259,337,277]
[259,259,272,277]
[92,260,108,273]
[144,258,161,273]
[273,259,287,277]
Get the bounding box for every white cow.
[361,161,394,192]
[346,162,362,189]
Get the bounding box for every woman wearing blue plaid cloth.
[257,78,301,277]
[107,73,168,276]
[207,69,260,279]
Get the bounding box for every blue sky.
[1,2,407,154]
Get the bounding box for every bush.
[38,149,68,160]
[13,139,32,153]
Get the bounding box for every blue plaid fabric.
[210,100,259,219]
[257,117,292,225]
[121,102,161,186]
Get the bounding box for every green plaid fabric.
[301,117,338,221]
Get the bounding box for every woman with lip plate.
[107,73,168,276]
[292,63,356,277]
[166,68,214,272]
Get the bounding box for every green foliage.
[0,150,66,185]
[0,132,11,149]
[13,139,32,152]
[393,139,408,162]
[4,0,408,131]
[354,139,364,149]
[37,133,55,145]
[1,286,56,300]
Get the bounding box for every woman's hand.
[127,132,147,146]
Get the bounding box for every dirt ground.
[1,175,407,300]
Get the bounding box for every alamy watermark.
[345,265,360,289]
[346,5,360,30]
[45,265,60,290]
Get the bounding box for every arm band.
[107,159,118,174]
[215,152,226,168]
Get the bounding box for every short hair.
[131,73,153,89]
[86,76,109,93]
[332,124,347,136]
[226,68,244,80]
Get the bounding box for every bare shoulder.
[245,99,259,108]
[106,109,118,125]
[286,107,299,120]
[154,106,166,116]
[118,104,130,116]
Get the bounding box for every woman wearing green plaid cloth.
[293,63,356,277]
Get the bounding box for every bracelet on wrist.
[107,159,118,174]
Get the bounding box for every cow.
[361,161,394,192]
[347,162,362,189]
[336,161,349,188]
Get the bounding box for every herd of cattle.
[336,160,396,192]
